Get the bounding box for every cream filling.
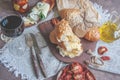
[57,46,83,58]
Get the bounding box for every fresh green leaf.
[39,12,45,20]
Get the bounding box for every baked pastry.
[58,0,100,38]
[49,19,83,58]
[84,27,100,41]
[73,24,90,38]
[59,9,83,28]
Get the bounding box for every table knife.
[30,33,47,77]
[25,34,39,79]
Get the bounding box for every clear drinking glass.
[0,11,24,41]
[0,11,26,56]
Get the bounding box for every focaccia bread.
[49,19,83,58]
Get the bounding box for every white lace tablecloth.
[89,39,120,74]
[0,2,120,80]
[0,9,66,80]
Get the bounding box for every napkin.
[0,27,66,80]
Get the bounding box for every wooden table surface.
[0,0,120,80]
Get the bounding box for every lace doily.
[0,32,65,80]
[0,9,66,80]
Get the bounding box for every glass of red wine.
[0,11,24,42]
[0,11,26,56]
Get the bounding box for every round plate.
[38,19,97,64]
[49,38,97,63]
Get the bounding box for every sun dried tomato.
[17,0,26,5]
[58,62,95,80]
[12,0,29,13]
[98,46,108,55]
[85,71,94,80]
[100,56,110,61]
[60,65,70,79]
[64,74,72,80]
[59,71,66,79]
[71,62,83,74]
[19,8,26,13]
[73,74,83,80]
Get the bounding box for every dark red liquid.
[0,15,24,37]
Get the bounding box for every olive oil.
[99,21,117,43]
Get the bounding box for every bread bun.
[58,0,101,38]
[59,9,87,38]
[49,19,83,58]
[49,30,59,44]
[59,9,83,28]
[73,24,89,38]
[84,28,100,41]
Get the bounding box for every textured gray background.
[0,0,120,80]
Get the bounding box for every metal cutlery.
[25,34,40,79]
[30,33,47,78]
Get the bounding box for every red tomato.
[19,8,26,13]
[64,74,72,80]
[12,0,29,13]
[100,56,110,61]
[86,71,94,80]
[98,46,108,55]
[71,62,83,74]
[17,0,27,5]
[58,62,86,80]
